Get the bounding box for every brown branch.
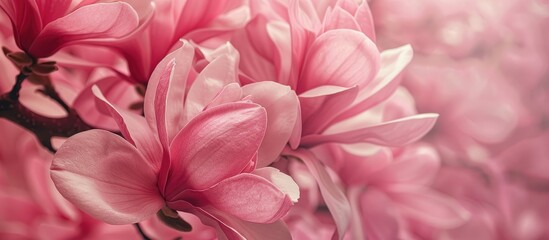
[0,93,92,152]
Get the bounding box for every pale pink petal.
[253,167,300,202]
[322,6,361,32]
[287,149,351,240]
[301,113,438,147]
[204,83,243,110]
[297,29,380,93]
[299,85,359,136]
[369,145,440,186]
[92,86,163,171]
[29,2,139,57]
[389,186,470,228]
[359,189,400,240]
[51,130,164,224]
[73,76,140,131]
[353,0,376,41]
[166,102,267,195]
[242,82,300,167]
[333,45,413,124]
[185,53,239,120]
[187,173,293,223]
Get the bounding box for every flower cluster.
[0,0,547,239]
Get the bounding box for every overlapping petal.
[51,130,164,225]
[166,102,267,195]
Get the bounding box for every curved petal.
[389,186,471,228]
[144,42,195,145]
[92,85,163,171]
[0,0,42,51]
[297,29,380,93]
[166,102,267,195]
[184,52,239,121]
[29,2,139,57]
[301,113,438,147]
[299,85,359,136]
[188,173,293,223]
[242,82,300,167]
[51,130,164,224]
[332,45,413,124]
[253,167,300,203]
[369,145,440,186]
[286,148,351,240]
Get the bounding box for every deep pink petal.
[166,102,267,195]
[0,0,42,51]
[297,29,380,93]
[51,130,164,224]
[301,113,439,147]
[242,82,300,167]
[188,173,293,223]
[29,2,139,57]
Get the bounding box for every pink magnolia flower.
[107,0,248,83]
[51,42,298,239]
[0,0,143,58]
[229,1,439,238]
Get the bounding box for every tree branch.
[0,93,92,152]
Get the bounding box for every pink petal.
[176,204,292,240]
[213,214,292,240]
[359,189,400,240]
[299,85,359,136]
[242,82,300,167]
[166,102,267,195]
[322,6,361,32]
[297,29,380,93]
[73,76,141,131]
[144,43,195,144]
[353,0,376,41]
[389,186,471,228]
[287,149,351,240]
[188,173,293,223]
[185,53,239,120]
[253,167,300,202]
[0,0,42,51]
[92,85,163,171]
[332,45,413,124]
[369,145,440,186]
[34,0,71,25]
[29,2,139,57]
[301,113,439,147]
[51,130,164,224]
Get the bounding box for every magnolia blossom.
[51,43,299,239]
[0,0,144,58]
